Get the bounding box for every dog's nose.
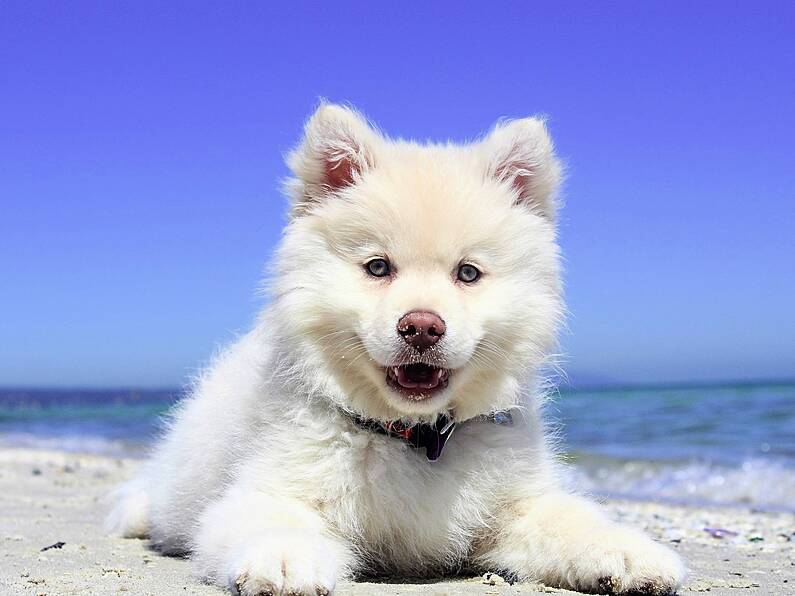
[397,311,446,352]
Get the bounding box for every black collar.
[349,409,514,462]
[351,414,456,461]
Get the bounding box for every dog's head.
[271,104,563,422]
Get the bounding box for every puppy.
[107,104,685,595]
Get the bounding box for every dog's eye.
[457,263,481,283]
[365,258,391,278]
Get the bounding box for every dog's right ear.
[285,103,381,216]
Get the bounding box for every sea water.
[1,382,793,511]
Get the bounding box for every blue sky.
[1,2,793,387]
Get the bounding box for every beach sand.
[1,448,792,595]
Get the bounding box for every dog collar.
[350,409,514,462]
[351,414,457,461]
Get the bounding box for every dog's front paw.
[227,531,340,596]
[564,527,684,595]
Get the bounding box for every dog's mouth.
[385,363,450,401]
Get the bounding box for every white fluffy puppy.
[108,104,685,596]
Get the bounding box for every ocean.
[1,381,793,512]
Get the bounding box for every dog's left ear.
[286,103,381,216]
[481,118,563,219]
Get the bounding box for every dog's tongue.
[394,364,444,389]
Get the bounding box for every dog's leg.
[476,491,685,595]
[192,484,353,596]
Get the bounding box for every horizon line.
[1,376,793,395]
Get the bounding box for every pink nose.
[397,310,446,352]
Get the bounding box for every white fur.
[108,104,685,595]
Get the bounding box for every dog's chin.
[379,363,453,415]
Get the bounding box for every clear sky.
[1,2,793,388]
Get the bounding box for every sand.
[1,448,793,596]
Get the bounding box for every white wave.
[2,430,793,510]
[573,456,795,511]
[0,432,148,458]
